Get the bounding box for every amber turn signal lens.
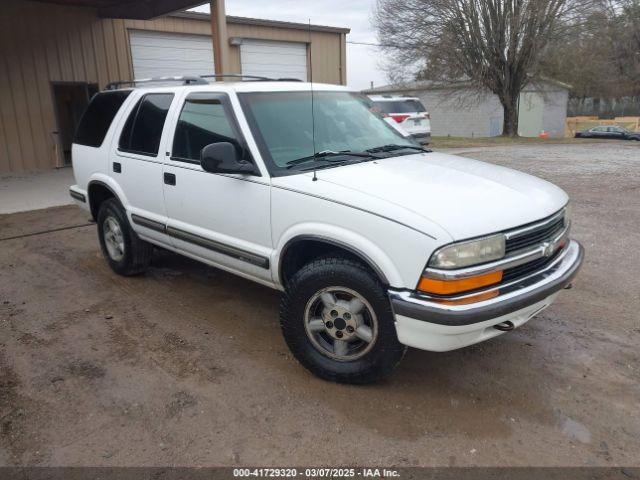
[417,271,503,295]
[434,289,500,305]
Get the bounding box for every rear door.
[607,126,626,139]
[161,91,273,283]
[112,91,175,245]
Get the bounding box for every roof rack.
[200,74,270,81]
[200,74,303,82]
[105,75,208,90]
[105,73,305,90]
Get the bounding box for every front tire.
[280,257,406,384]
[97,198,153,276]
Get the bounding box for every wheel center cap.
[333,318,347,330]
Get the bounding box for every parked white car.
[70,78,583,384]
[368,95,431,144]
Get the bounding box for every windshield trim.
[237,90,414,178]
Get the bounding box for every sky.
[192,0,389,90]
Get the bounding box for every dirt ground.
[0,142,638,467]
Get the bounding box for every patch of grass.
[429,136,605,149]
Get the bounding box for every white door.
[240,39,308,81]
[129,30,214,79]
[111,91,177,245]
[162,91,273,283]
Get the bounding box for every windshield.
[238,91,417,174]
[373,100,426,114]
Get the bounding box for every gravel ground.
[0,142,638,467]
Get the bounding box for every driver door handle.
[164,172,176,186]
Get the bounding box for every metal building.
[0,1,349,173]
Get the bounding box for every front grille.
[505,212,565,254]
[502,250,560,282]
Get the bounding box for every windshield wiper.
[285,150,380,169]
[366,144,432,154]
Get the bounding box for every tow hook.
[564,283,573,290]
[494,320,515,332]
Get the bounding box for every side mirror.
[200,142,258,175]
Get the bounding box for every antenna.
[308,19,317,182]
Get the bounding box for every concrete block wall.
[408,90,501,137]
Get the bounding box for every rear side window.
[119,93,174,156]
[172,93,240,163]
[74,91,131,147]
[374,100,426,114]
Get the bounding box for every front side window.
[74,90,131,147]
[119,93,174,156]
[172,93,240,163]
[239,91,415,175]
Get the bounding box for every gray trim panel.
[131,214,165,232]
[130,214,270,269]
[69,189,86,202]
[167,227,270,269]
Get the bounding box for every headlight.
[428,234,506,269]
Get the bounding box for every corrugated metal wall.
[0,2,347,174]
[0,1,132,173]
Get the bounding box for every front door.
[162,91,272,283]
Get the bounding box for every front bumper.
[388,240,584,351]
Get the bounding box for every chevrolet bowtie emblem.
[541,241,554,257]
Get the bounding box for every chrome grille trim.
[423,219,570,281]
[503,208,565,241]
[416,239,576,302]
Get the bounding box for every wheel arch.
[87,177,127,220]
[277,234,395,289]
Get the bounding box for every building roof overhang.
[28,0,207,19]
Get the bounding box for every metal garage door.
[240,39,307,81]
[129,30,214,79]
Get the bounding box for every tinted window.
[240,91,413,172]
[74,91,131,147]
[374,100,426,114]
[119,93,174,156]
[172,94,239,162]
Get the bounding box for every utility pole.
[210,0,229,77]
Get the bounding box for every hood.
[275,152,568,241]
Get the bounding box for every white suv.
[368,95,431,144]
[70,78,583,384]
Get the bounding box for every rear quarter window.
[74,91,132,147]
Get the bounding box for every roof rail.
[105,73,306,90]
[200,73,271,81]
[200,74,304,82]
[105,76,208,90]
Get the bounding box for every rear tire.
[280,256,406,384]
[97,198,153,276]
